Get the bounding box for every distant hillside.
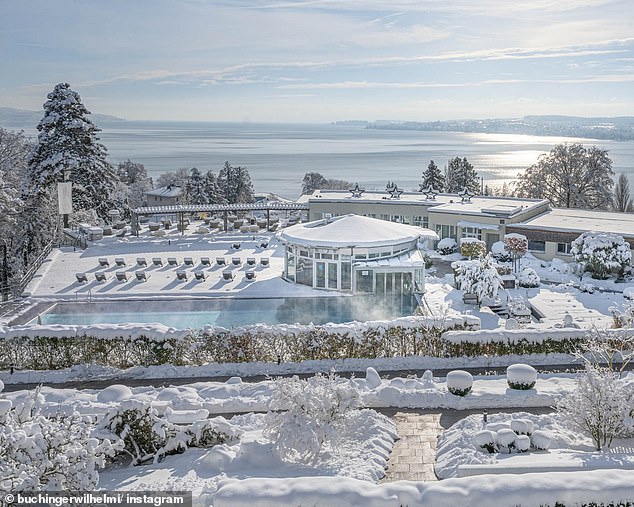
[0,107,124,129]
[366,115,634,141]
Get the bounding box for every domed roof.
[278,214,438,248]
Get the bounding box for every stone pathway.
[381,410,442,482]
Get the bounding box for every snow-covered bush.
[453,254,503,301]
[474,430,496,453]
[0,387,120,492]
[556,363,633,451]
[514,434,531,452]
[531,430,552,450]
[491,241,512,263]
[99,401,233,465]
[507,363,537,390]
[446,370,473,396]
[571,231,632,279]
[510,418,534,436]
[518,267,540,288]
[437,237,457,255]
[495,428,517,452]
[460,238,486,259]
[365,367,382,389]
[264,372,360,464]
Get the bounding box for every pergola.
[131,202,309,236]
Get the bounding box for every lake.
[22,121,634,199]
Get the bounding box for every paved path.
[380,407,555,482]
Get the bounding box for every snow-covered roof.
[456,220,500,231]
[299,190,548,218]
[146,185,183,198]
[510,208,634,238]
[354,248,426,268]
[278,214,438,248]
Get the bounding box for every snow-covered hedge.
[446,370,473,396]
[460,238,486,259]
[517,267,540,288]
[437,237,457,255]
[507,363,537,390]
[491,241,512,263]
[571,231,632,279]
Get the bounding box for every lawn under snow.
[99,409,396,501]
[435,411,634,479]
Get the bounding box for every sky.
[1,0,633,122]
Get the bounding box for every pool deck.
[24,227,325,302]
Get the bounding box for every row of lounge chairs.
[76,268,258,284]
[97,256,270,268]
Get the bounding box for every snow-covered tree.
[453,254,503,302]
[576,329,634,378]
[155,168,190,191]
[504,233,528,272]
[112,159,153,213]
[301,171,352,195]
[27,83,116,219]
[557,363,633,451]
[516,143,614,210]
[264,372,360,464]
[187,167,207,205]
[446,157,479,194]
[571,231,631,279]
[420,160,445,192]
[203,170,226,204]
[0,387,120,492]
[218,161,254,204]
[612,173,633,213]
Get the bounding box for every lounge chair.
[115,257,126,267]
[115,271,128,282]
[135,271,149,282]
[200,257,211,266]
[232,242,241,250]
[231,257,241,266]
[245,270,257,281]
[98,258,109,267]
[94,272,107,282]
[216,257,226,266]
[260,241,269,249]
[152,257,163,266]
[246,257,256,266]
[260,257,270,267]
[176,271,188,281]
[136,257,147,267]
[222,269,234,281]
[75,272,88,283]
[184,257,194,266]
[194,271,206,281]
[167,257,178,266]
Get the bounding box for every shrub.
[446,370,473,396]
[491,241,512,263]
[495,428,517,452]
[518,267,540,288]
[507,363,537,390]
[514,434,531,452]
[437,237,457,255]
[571,231,632,280]
[531,430,552,450]
[460,238,486,259]
[511,418,534,436]
[474,430,496,453]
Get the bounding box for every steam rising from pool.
[31,296,416,328]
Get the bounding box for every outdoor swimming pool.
[32,296,416,328]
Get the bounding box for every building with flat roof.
[277,214,437,296]
[298,189,549,251]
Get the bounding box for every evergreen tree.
[516,143,614,210]
[187,167,207,204]
[420,160,445,192]
[445,157,479,193]
[203,171,226,204]
[217,161,254,204]
[612,173,632,212]
[27,83,116,219]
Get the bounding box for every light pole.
[1,239,8,301]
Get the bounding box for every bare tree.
[612,173,633,212]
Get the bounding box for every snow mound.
[365,367,382,389]
[96,384,133,403]
[164,407,210,424]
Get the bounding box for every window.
[381,214,390,221]
[423,216,429,229]
[528,240,546,252]
[461,226,482,240]
[557,243,572,255]
[434,224,456,240]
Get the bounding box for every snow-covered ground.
[23,227,321,301]
[436,411,634,479]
